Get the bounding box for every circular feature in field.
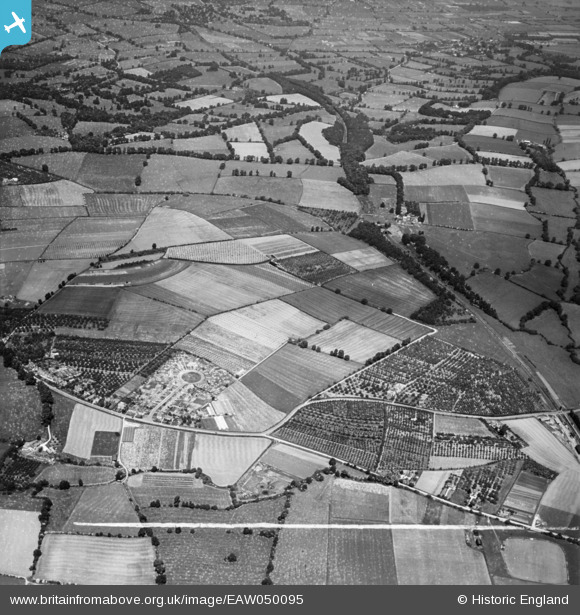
[181,371,203,384]
[502,537,567,584]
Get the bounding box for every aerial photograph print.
[1,0,580,590]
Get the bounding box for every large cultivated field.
[63,483,140,536]
[260,443,327,479]
[502,538,567,584]
[298,121,340,163]
[106,291,204,343]
[537,470,580,530]
[0,179,91,208]
[307,320,399,363]
[127,472,232,509]
[273,477,488,585]
[42,216,143,260]
[281,287,430,340]
[118,207,230,253]
[242,234,316,259]
[214,176,303,204]
[75,154,146,192]
[62,404,122,459]
[0,509,40,577]
[504,418,579,474]
[84,193,165,216]
[136,262,310,316]
[212,382,284,432]
[392,528,490,585]
[36,464,115,486]
[190,434,269,486]
[468,274,544,328]
[223,299,325,340]
[324,266,435,317]
[296,232,374,255]
[158,528,272,585]
[0,218,76,262]
[299,179,360,212]
[333,247,392,271]
[401,165,485,186]
[241,344,359,413]
[183,318,278,369]
[16,259,92,303]
[39,286,120,318]
[166,240,266,264]
[139,155,221,193]
[120,424,268,486]
[35,535,156,585]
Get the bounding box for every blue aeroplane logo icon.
[1,1,32,56]
[4,11,26,34]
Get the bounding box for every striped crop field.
[307,320,399,363]
[324,265,436,317]
[39,286,120,318]
[464,186,528,210]
[166,240,266,264]
[42,216,143,260]
[63,483,141,536]
[353,311,432,341]
[282,286,386,324]
[0,179,91,208]
[117,207,230,253]
[121,424,269,486]
[62,403,122,459]
[333,247,392,271]
[504,418,580,474]
[127,472,232,509]
[106,291,204,343]
[120,424,195,472]
[186,318,277,365]
[17,259,92,303]
[0,218,77,262]
[175,335,255,376]
[84,194,165,216]
[73,259,190,288]
[241,234,317,259]
[242,344,360,413]
[209,311,289,351]
[212,381,285,432]
[294,232,372,255]
[0,206,87,220]
[225,299,325,339]
[35,535,156,585]
[260,443,328,479]
[146,262,310,316]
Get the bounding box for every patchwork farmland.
[2,0,580,589]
